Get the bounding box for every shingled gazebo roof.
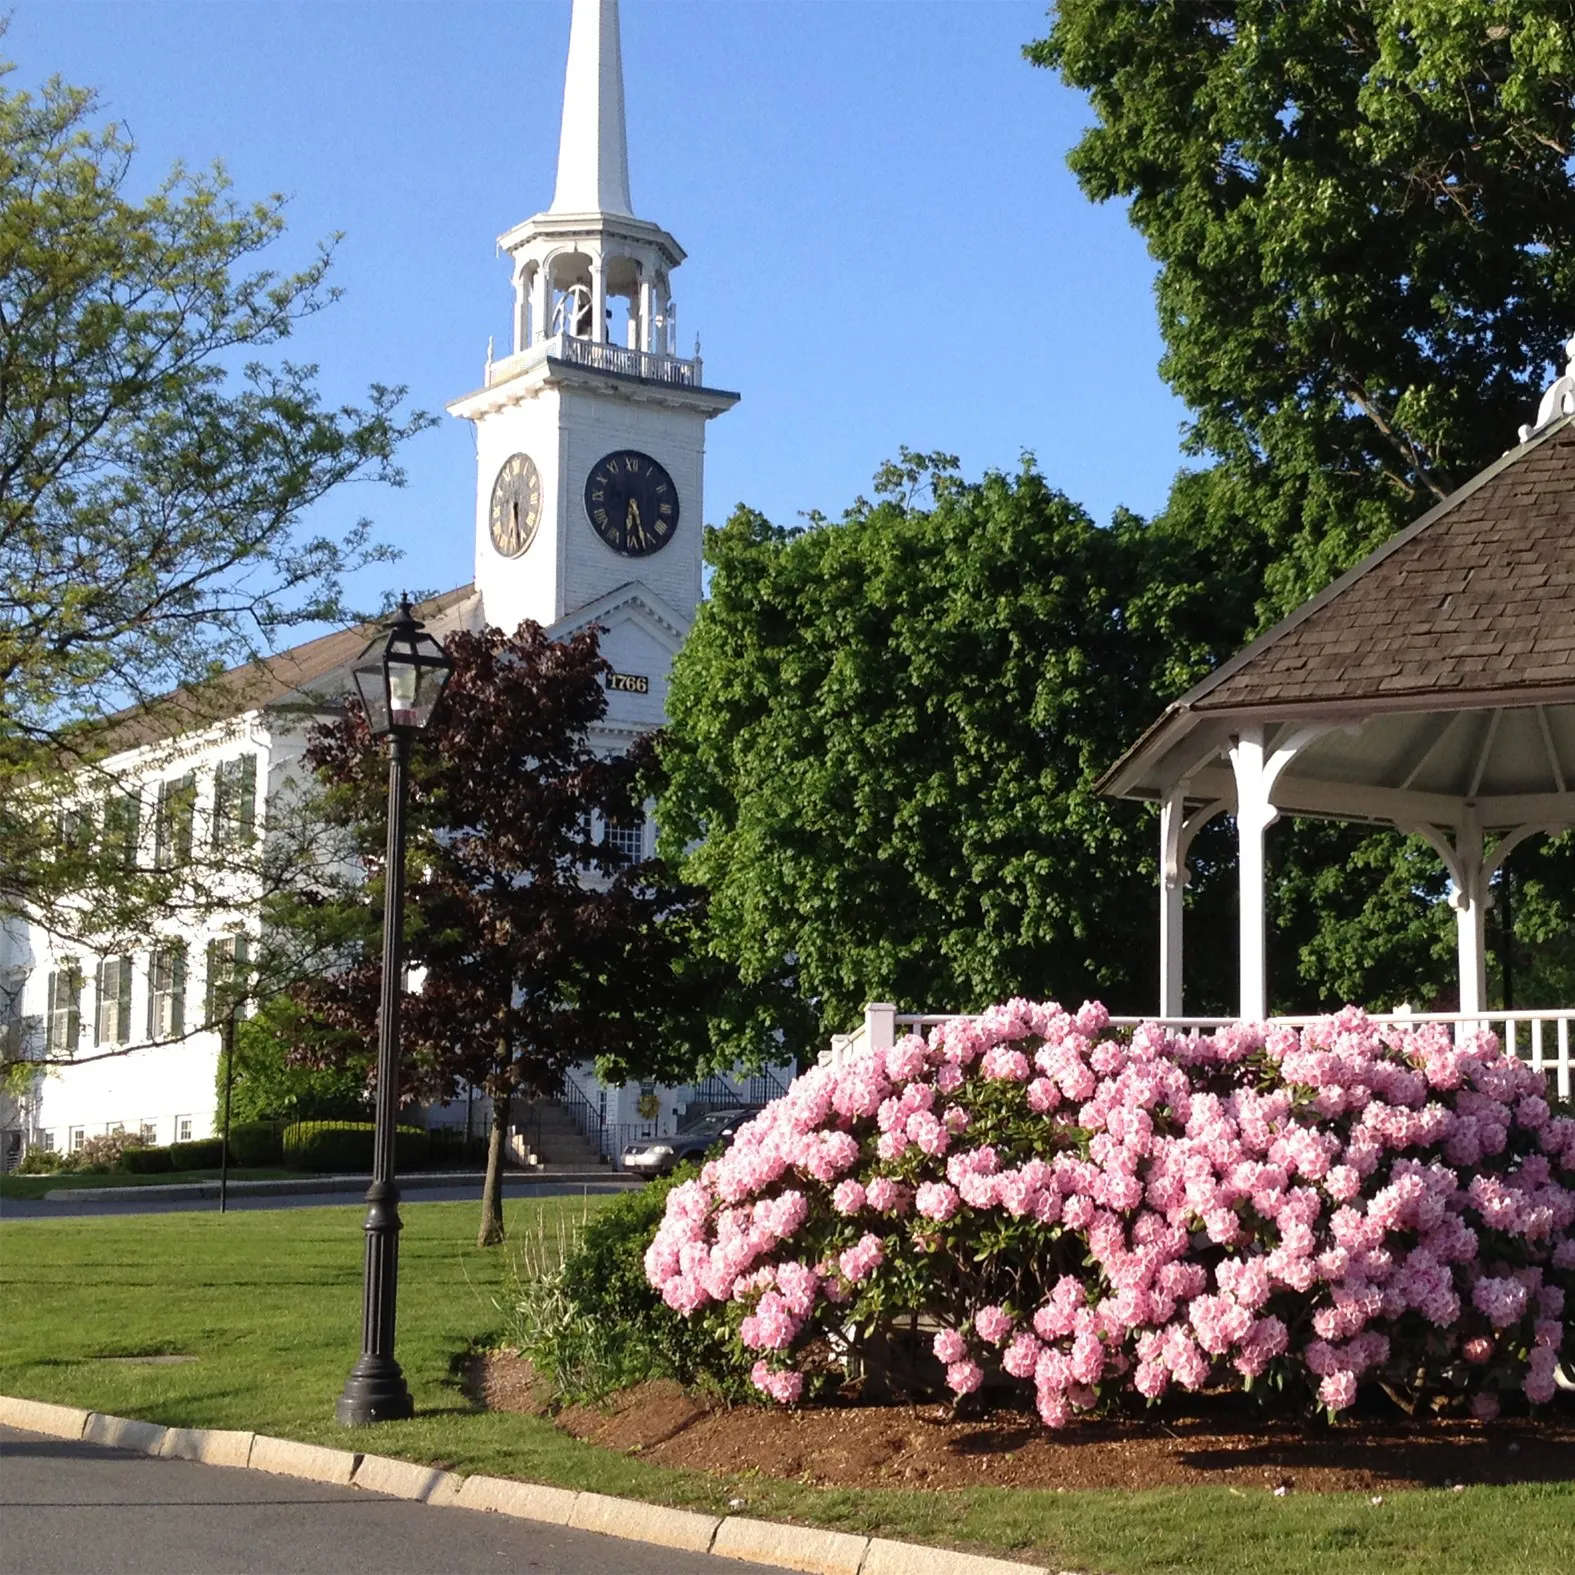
[1100,413,1575,833]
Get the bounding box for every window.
[605,815,645,866]
[175,1116,193,1143]
[57,803,93,851]
[100,788,140,869]
[68,1127,85,1152]
[107,1121,124,1136]
[94,955,133,1045]
[212,754,258,848]
[45,963,83,1057]
[35,1130,55,1153]
[154,774,196,869]
[204,934,252,1025]
[139,1120,157,1144]
[146,943,187,1040]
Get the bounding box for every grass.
[0,1168,298,1201]
[2,1202,1571,1575]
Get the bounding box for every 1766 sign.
[606,671,649,694]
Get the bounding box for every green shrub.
[16,1148,62,1175]
[169,1138,224,1169]
[217,1011,371,1126]
[505,1167,746,1403]
[121,1145,175,1174]
[225,1121,284,1167]
[281,1120,428,1173]
[63,1131,145,1173]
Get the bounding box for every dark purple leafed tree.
[280,621,701,1245]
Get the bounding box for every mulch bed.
[466,1352,1575,1494]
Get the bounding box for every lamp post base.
[336,1355,414,1426]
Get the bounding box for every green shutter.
[117,956,132,1043]
[64,965,80,1056]
[237,755,257,840]
[233,935,251,1018]
[93,960,104,1046]
[145,954,157,1042]
[171,945,186,1036]
[45,971,58,1055]
[204,939,220,1027]
[174,773,195,864]
[211,761,229,849]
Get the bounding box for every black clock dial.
[584,450,679,557]
[490,452,542,558]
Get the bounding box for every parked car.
[621,1107,754,1178]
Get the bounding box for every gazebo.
[1099,349,1575,1033]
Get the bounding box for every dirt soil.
[468,1353,1575,1494]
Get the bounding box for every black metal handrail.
[555,1072,606,1153]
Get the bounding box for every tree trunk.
[476,1092,510,1247]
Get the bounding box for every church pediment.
[548,581,690,652]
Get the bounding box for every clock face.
[489,452,542,558]
[584,450,679,557]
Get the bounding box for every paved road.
[0,1427,789,1575]
[0,1179,636,1220]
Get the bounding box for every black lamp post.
[336,598,452,1427]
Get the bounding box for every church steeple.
[450,0,737,645]
[551,0,634,219]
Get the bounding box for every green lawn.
[2,1202,1571,1575]
[0,1168,298,1201]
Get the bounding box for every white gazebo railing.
[827,1001,1574,1099]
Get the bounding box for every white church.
[0,0,781,1169]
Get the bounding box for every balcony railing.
[487,332,702,390]
[829,1003,1575,1100]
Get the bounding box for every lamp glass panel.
[352,659,392,734]
[388,657,420,730]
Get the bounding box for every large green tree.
[1033,0,1575,1010]
[1035,0,1575,611]
[0,54,427,967]
[658,454,1260,1064]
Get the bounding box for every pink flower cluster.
[645,1000,1575,1419]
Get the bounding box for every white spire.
[550,0,634,218]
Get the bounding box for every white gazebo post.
[1158,785,1230,1017]
[1451,806,1488,1019]
[1229,731,1275,1021]
[1227,726,1327,1021]
[1159,788,1187,1018]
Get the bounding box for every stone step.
[512,1098,607,1169]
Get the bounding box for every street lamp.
[337,598,452,1426]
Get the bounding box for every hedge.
[120,1145,176,1174]
[282,1120,429,1173]
[226,1121,285,1167]
[169,1138,225,1170]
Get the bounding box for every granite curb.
[0,1396,1061,1575]
[40,1168,642,1204]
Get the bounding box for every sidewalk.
[43,1167,642,1204]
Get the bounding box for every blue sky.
[7,0,1193,619]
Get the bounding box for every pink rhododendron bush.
[644,1002,1575,1426]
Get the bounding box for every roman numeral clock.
[585,450,679,557]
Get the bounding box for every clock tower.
[449,0,738,742]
